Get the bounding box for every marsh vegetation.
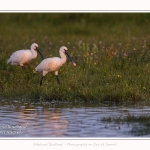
[1,13,150,105]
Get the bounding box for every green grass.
[1,13,150,105]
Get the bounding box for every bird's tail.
[7,58,11,64]
[35,67,39,72]
[35,66,43,72]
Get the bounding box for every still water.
[0,102,150,137]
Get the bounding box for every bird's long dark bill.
[65,51,76,66]
[36,48,45,60]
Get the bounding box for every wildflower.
[117,74,121,78]
[112,51,117,56]
[102,46,105,50]
[132,37,136,41]
[142,38,146,43]
[118,43,122,46]
[79,40,82,44]
[123,53,128,57]
[99,41,102,45]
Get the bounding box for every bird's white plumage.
[7,43,39,67]
[35,46,76,85]
[35,46,68,76]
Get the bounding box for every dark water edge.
[1,97,150,108]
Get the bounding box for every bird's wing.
[9,50,30,62]
[35,58,50,71]
[35,57,61,71]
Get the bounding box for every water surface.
[0,102,150,137]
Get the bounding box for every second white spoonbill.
[35,46,76,86]
[7,43,44,69]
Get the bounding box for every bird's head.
[31,43,38,50]
[60,46,76,67]
[60,46,68,53]
[31,43,44,60]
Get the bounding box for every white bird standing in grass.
[7,43,44,69]
[35,46,76,86]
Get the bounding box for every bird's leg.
[55,75,61,85]
[22,66,24,70]
[40,76,44,86]
[55,71,60,85]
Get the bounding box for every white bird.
[7,43,44,69]
[35,46,76,86]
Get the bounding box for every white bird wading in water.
[7,43,44,69]
[35,46,76,86]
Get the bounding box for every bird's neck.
[60,51,67,64]
[31,49,37,59]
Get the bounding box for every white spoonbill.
[35,46,76,86]
[7,43,44,69]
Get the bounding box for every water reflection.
[0,104,150,137]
